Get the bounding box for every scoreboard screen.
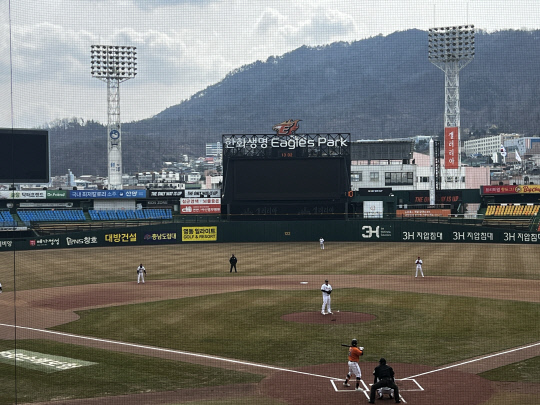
[225,157,348,201]
[0,128,50,184]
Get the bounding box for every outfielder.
[319,237,325,249]
[343,338,364,390]
[137,263,146,284]
[321,279,332,315]
[415,256,424,277]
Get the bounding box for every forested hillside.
[47,29,540,176]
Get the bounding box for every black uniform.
[229,254,237,273]
[369,358,400,403]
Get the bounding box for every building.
[205,142,222,157]
[463,133,520,157]
[350,139,490,191]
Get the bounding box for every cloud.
[133,0,221,11]
[254,6,357,51]
[3,0,540,128]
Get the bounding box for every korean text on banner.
[444,127,459,169]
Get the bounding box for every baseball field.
[0,241,539,405]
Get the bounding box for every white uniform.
[319,238,325,249]
[137,265,146,283]
[321,281,332,314]
[0,282,2,293]
[415,258,424,277]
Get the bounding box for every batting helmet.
[351,339,358,347]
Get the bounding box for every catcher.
[137,263,146,284]
[369,358,401,403]
[342,338,364,390]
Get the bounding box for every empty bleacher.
[0,210,17,227]
[17,209,86,225]
[482,203,539,231]
[88,209,172,221]
[484,203,540,217]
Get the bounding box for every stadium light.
[91,45,137,190]
[428,25,475,184]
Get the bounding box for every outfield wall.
[0,219,539,251]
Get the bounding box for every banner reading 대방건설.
[182,226,217,241]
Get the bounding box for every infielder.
[137,263,146,284]
[343,338,364,390]
[321,279,332,315]
[319,237,325,249]
[415,256,424,277]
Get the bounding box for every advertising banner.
[0,190,46,199]
[148,190,184,198]
[444,127,458,169]
[396,209,451,217]
[104,232,137,243]
[182,226,217,241]
[46,190,68,199]
[69,189,146,199]
[481,185,517,195]
[0,350,97,373]
[363,201,383,218]
[356,188,392,196]
[185,189,220,198]
[143,232,178,243]
[180,198,221,214]
[482,185,540,195]
[409,190,462,204]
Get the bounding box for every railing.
[26,211,540,236]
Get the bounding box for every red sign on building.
[444,127,458,169]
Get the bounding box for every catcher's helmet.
[351,339,358,347]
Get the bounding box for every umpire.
[368,358,400,403]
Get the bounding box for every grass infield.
[52,289,540,368]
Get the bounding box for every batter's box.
[331,379,370,392]
[393,378,424,391]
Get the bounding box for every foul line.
[404,341,540,379]
[0,323,337,380]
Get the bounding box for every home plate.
[300,282,308,284]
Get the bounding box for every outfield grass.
[52,289,540,369]
[0,340,263,405]
[1,241,539,291]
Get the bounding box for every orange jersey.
[348,346,363,362]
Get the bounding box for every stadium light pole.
[428,25,474,188]
[91,45,137,190]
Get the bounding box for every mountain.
[47,29,540,177]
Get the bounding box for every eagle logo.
[272,119,301,136]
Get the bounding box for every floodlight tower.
[91,45,137,190]
[428,25,474,186]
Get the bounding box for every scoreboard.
[222,133,351,205]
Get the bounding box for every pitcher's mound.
[281,311,376,324]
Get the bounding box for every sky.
[1,0,540,128]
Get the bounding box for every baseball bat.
[341,344,351,347]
